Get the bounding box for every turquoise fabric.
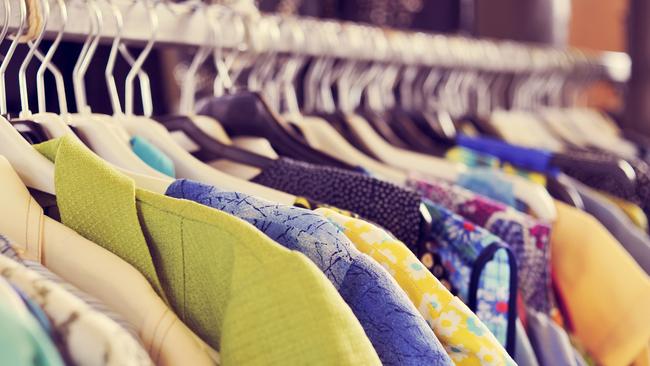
[130,136,176,177]
[458,168,516,209]
[0,279,64,366]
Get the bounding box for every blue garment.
[423,200,518,352]
[166,179,453,366]
[458,168,518,209]
[457,134,557,175]
[130,136,176,177]
[12,285,55,337]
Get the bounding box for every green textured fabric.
[34,136,381,366]
[36,138,167,299]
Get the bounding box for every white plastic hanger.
[111,1,295,205]
[294,116,408,184]
[63,0,167,179]
[341,30,557,221]
[0,0,168,196]
[340,58,465,182]
[0,0,56,194]
[29,0,80,139]
[563,108,638,159]
[489,109,565,152]
[280,29,407,184]
[171,3,239,148]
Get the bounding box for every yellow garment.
[632,345,650,366]
[316,208,516,366]
[596,191,649,232]
[551,201,650,366]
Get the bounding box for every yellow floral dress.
[317,208,516,366]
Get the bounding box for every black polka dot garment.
[251,157,424,249]
[554,148,650,221]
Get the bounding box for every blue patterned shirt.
[166,179,453,366]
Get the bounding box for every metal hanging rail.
[2,0,631,82]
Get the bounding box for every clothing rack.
[4,0,630,82]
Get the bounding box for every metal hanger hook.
[34,0,68,115]
[0,0,27,115]
[124,0,158,116]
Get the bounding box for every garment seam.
[147,307,169,362]
[24,195,32,256]
[180,217,187,322]
[154,310,176,363]
[136,197,269,263]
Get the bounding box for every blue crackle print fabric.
[166,179,453,366]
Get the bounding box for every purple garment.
[409,177,555,315]
[166,179,453,366]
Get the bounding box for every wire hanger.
[0,0,26,115]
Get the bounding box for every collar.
[34,136,166,298]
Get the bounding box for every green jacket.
[36,136,380,365]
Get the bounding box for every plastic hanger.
[153,4,274,170]
[363,58,433,153]
[60,0,168,179]
[0,155,219,366]
[0,0,56,194]
[4,0,50,144]
[108,1,295,205]
[331,46,464,182]
[337,33,558,220]
[357,64,412,149]
[196,15,355,170]
[384,64,450,155]
[404,65,462,143]
[289,38,408,184]
[301,56,368,150]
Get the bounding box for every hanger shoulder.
[0,117,55,195]
[154,115,274,169]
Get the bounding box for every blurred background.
[254,0,630,115]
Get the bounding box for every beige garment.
[0,156,217,366]
[0,254,153,366]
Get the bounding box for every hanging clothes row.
[0,1,647,366]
